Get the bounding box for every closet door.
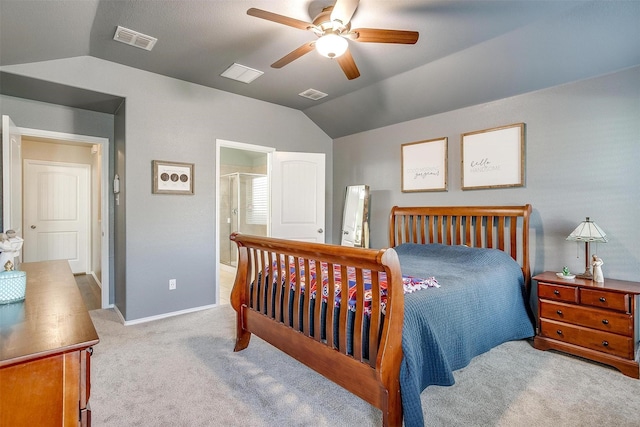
[23,160,90,274]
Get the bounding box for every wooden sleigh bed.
[230,205,533,426]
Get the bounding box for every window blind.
[247,176,267,225]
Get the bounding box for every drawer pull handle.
[602,340,609,347]
[556,310,563,315]
[602,319,609,325]
[556,329,563,336]
[553,290,560,296]
[599,297,606,302]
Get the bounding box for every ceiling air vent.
[299,88,328,101]
[220,63,264,84]
[113,26,157,51]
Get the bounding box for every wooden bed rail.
[229,233,404,426]
[389,205,532,289]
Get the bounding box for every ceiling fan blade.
[352,28,419,44]
[271,42,316,68]
[331,0,360,24]
[336,48,360,80]
[247,8,312,31]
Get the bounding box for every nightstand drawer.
[540,319,634,359]
[539,300,633,336]
[538,282,578,304]
[580,288,630,312]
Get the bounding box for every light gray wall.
[333,66,640,282]
[2,56,333,321]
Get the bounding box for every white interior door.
[1,115,23,237]
[23,160,90,273]
[271,152,325,243]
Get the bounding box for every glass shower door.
[220,173,267,267]
[220,174,239,267]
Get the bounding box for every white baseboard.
[120,304,217,326]
[91,271,102,288]
[113,305,126,323]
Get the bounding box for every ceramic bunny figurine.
[0,230,23,270]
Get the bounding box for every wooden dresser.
[533,271,640,378]
[0,260,100,426]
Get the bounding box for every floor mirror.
[340,185,370,248]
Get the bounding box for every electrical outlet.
[169,279,176,290]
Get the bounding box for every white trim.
[217,139,275,154]
[215,139,274,308]
[91,271,102,288]
[2,115,21,237]
[18,127,111,309]
[120,304,217,326]
[18,128,107,145]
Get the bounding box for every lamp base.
[576,271,593,280]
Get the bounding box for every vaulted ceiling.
[1,0,639,138]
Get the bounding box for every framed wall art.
[152,160,195,195]
[461,123,525,190]
[401,137,448,192]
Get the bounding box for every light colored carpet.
[89,306,640,426]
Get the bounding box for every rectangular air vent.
[220,63,264,84]
[299,88,328,100]
[113,26,157,51]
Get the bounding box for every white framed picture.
[401,137,448,192]
[461,123,525,190]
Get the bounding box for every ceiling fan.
[247,0,419,80]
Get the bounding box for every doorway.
[215,139,327,306]
[18,129,110,308]
[217,141,271,304]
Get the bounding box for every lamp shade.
[315,33,348,58]
[566,217,608,242]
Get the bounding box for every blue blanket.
[395,244,534,427]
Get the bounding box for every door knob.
[31,225,36,229]
[317,228,323,233]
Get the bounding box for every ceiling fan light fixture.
[315,33,348,58]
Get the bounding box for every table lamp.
[566,217,607,279]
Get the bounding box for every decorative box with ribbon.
[0,261,26,304]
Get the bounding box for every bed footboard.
[229,233,404,426]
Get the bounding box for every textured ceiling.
[1,0,639,138]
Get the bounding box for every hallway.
[75,274,101,310]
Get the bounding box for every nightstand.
[533,271,640,379]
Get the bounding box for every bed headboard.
[389,205,532,287]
